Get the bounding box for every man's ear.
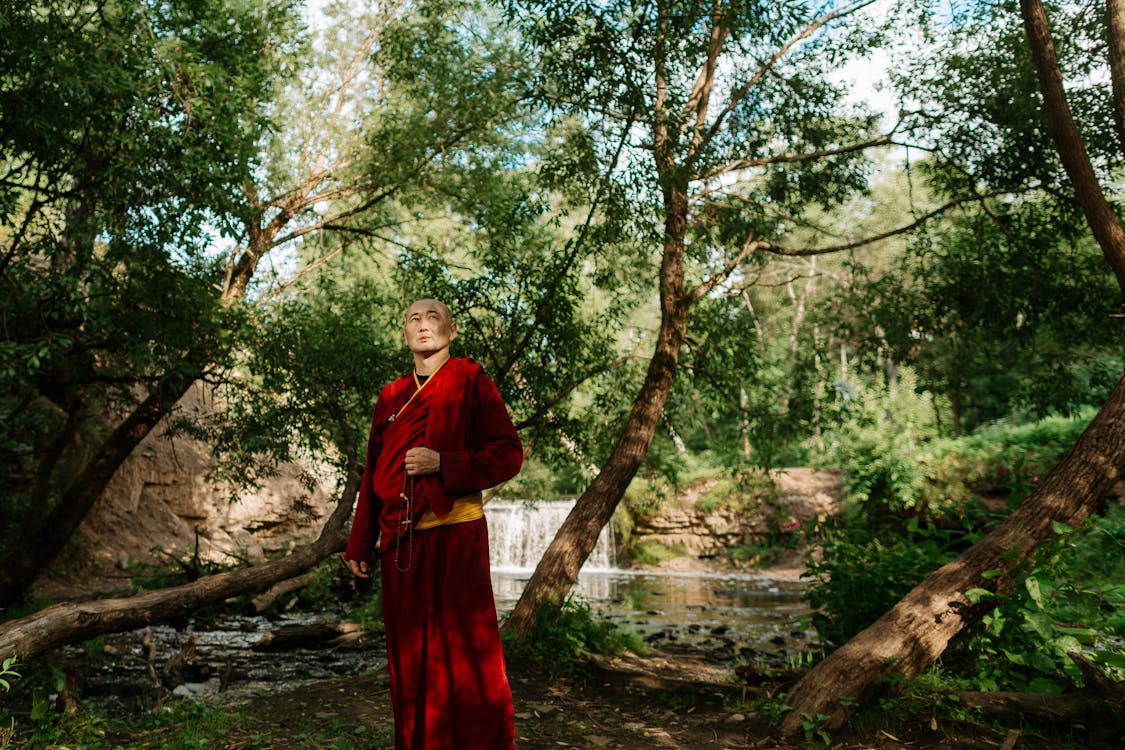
[449,322,458,341]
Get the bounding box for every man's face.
[404,299,456,356]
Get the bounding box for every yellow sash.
[414,492,484,530]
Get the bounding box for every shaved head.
[405,298,453,325]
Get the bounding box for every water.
[64,499,810,715]
[486,498,816,659]
[487,499,617,571]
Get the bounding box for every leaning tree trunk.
[1020,0,1125,291]
[0,458,361,664]
[780,369,1125,736]
[502,183,693,638]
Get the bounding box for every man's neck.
[413,349,451,376]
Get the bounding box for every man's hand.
[404,446,441,476]
[347,558,371,579]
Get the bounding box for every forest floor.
[88,554,1097,750]
[20,473,1107,749]
[102,650,1088,750]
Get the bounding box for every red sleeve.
[439,371,523,496]
[344,386,395,563]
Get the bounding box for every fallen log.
[0,462,360,665]
[249,571,321,614]
[586,651,765,699]
[252,621,360,651]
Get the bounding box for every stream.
[57,500,816,715]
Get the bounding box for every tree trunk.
[0,461,360,664]
[502,185,692,638]
[1105,0,1125,156]
[779,4,1125,735]
[1020,0,1125,293]
[779,369,1125,736]
[0,366,201,606]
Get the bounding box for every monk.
[344,298,522,750]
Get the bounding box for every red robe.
[345,357,522,750]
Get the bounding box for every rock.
[33,382,338,598]
[630,469,841,564]
[172,682,208,699]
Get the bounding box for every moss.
[630,541,686,565]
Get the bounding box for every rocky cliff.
[630,468,841,559]
[34,385,339,599]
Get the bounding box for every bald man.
[345,299,523,750]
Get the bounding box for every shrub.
[952,508,1125,693]
[502,598,645,675]
[630,540,686,566]
[801,519,974,646]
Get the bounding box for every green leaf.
[1022,611,1053,640]
[1026,677,1062,695]
[1092,651,1125,669]
[980,569,1003,579]
[1024,576,1044,608]
[1052,625,1097,641]
[964,587,995,604]
[1002,649,1027,666]
[1051,520,1073,535]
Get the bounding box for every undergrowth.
[501,597,647,676]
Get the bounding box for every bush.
[951,507,1125,693]
[502,598,645,675]
[820,368,945,516]
[916,410,1093,511]
[630,541,686,566]
[801,519,975,646]
[695,468,777,515]
[824,369,1092,523]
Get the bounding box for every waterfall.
[486,499,617,572]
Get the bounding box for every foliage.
[676,293,826,470]
[0,656,18,692]
[823,368,1092,519]
[917,411,1095,511]
[952,509,1125,693]
[0,0,299,554]
[809,399,1123,692]
[695,468,778,516]
[802,520,975,647]
[501,597,645,675]
[820,368,948,515]
[630,541,686,566]
[188,278,403,495]
[896,0,1119,200]
[834,204,1122,433]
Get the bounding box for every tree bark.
[1020,0,1125,293]
[1106,0,1125,155]
[779,369,1125,736]
[0,460,360,664]
[502,176,693,637]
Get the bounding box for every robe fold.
[345,357,522,750]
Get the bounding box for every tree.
[0,0,525,605]
[0,281,400,662]
[501,0,905,636]
[837,203,1121,433]
[780,0,1125,733]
